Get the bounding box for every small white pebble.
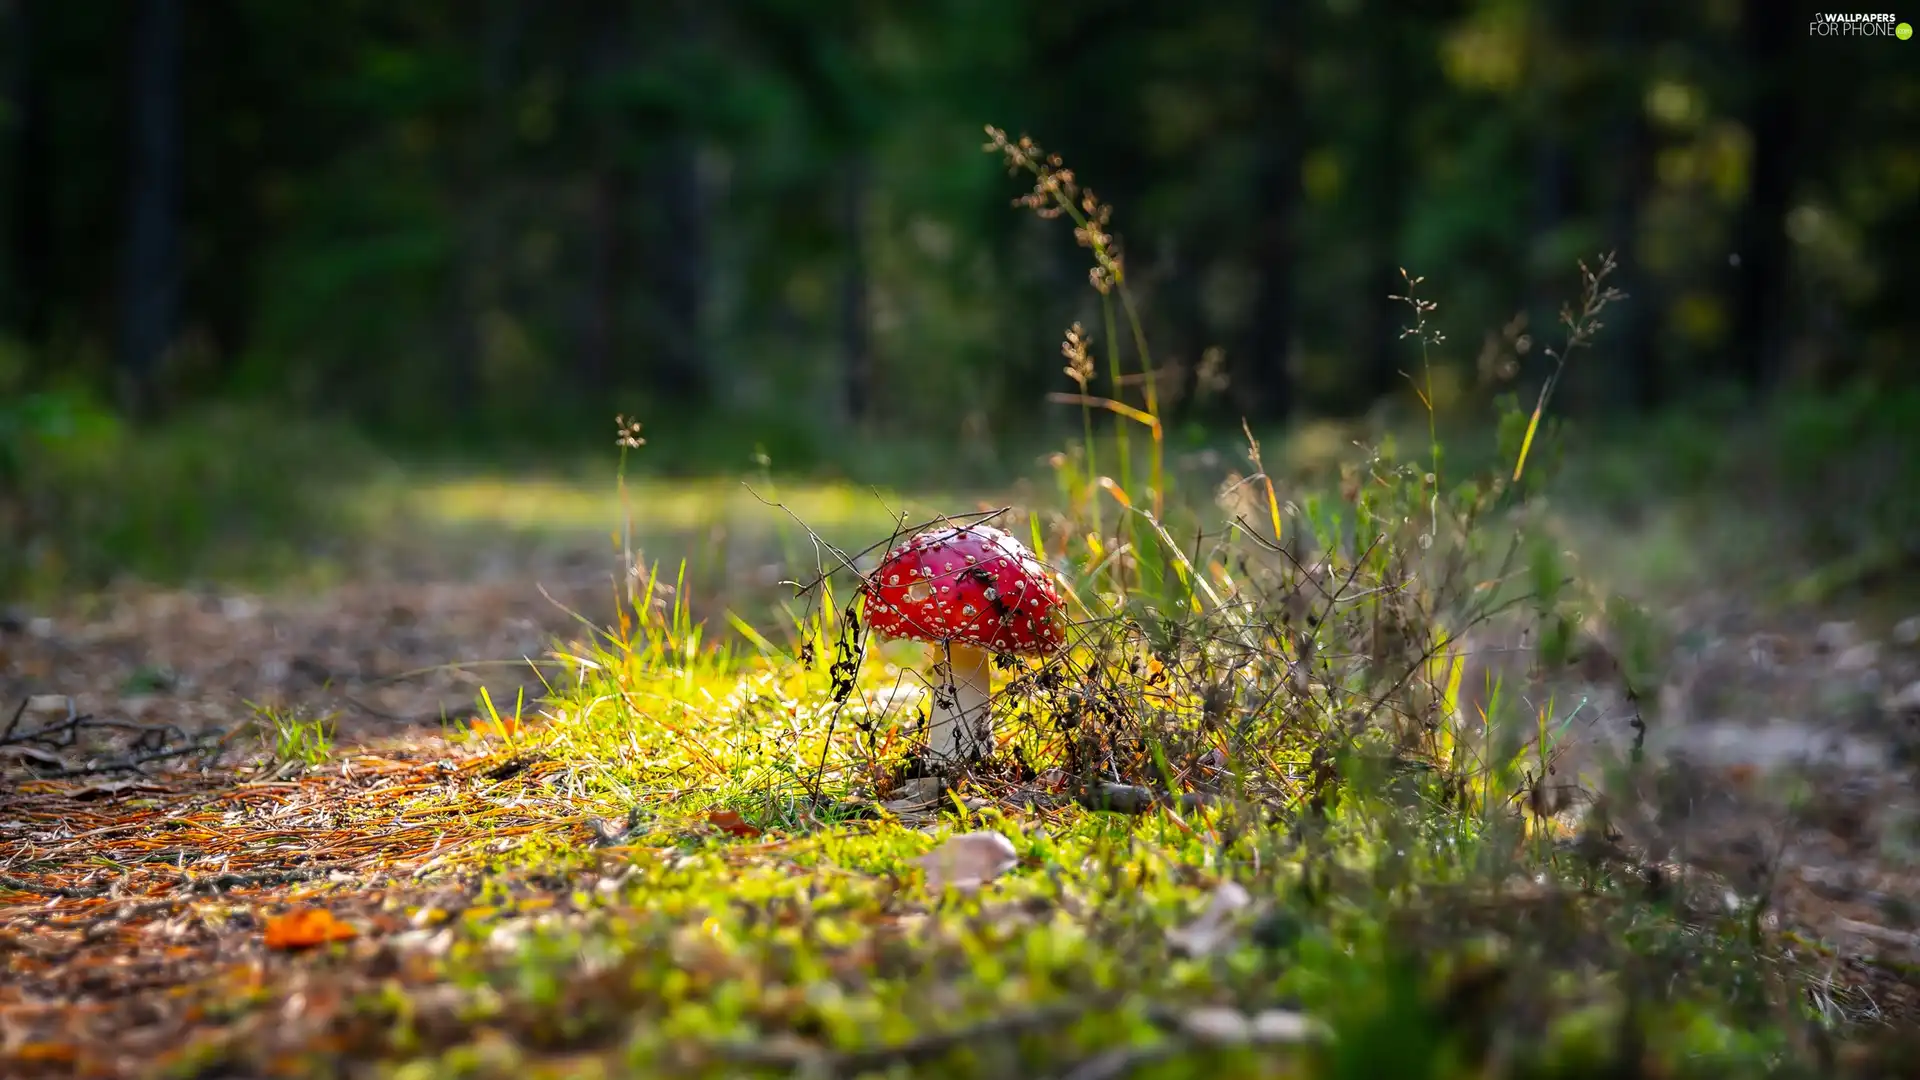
[1816,621,1859,654]
[1250,1010,1317,1044]
[1181,1007,1251,1045]
[1836,642,1881,673]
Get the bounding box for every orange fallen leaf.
[263,907,358,950]
[707,810,762,838]
[470,714,520,739]
[10,1042,79,1064]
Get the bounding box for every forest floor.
[5,457,1920,1079]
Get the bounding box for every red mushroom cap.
[861,523,1066,654]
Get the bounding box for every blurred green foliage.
[1,0,1916,602]
[1,0,1915,451]
[0,389,387,597]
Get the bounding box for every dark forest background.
[1,0,1916,472]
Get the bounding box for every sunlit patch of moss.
[325,725,1813,1075]
[406,474,913,537]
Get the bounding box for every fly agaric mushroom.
[861,523,1065,765]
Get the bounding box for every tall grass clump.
[956,128,1627,818]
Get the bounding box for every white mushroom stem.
[927,641,993,765]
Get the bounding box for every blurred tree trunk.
[1242,0,1299,423]
[1730,0,1795,395]
[648,133,710,406]
[118,0,182,419]
[583,167,625,398]
[1158,237,1208,424]
[1529,138,1570,277]
[581,19,631,400]
[5,0,52,349]
[1604,1,1660,411]
[1526,0,1572,404]
[448,0,523,419]
[190,2,263,387]
[839,152,872,425]
[1359,7,1409,410]
[637,0,711,409]
[1605,114,1659,409]
[729,0,887,419]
